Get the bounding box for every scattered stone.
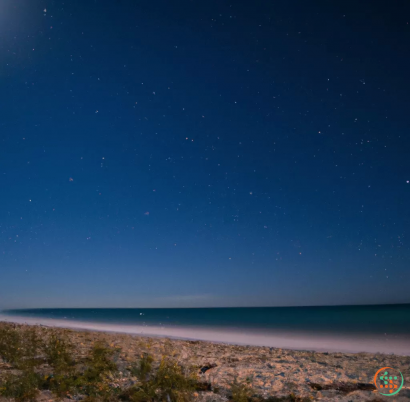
[199,363,218,374]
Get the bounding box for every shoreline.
[1,320,410,401]
[1,314,409,355]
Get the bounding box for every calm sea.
[3,304,410,336]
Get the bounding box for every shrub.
[0,369,41,402]
[120,382,156,402]
[43,330,73,372]
[129,353,154,381]
[82,342,118,382]
[74,342,119,400]
[41,331,80,399]
[155,356,198,396]
[42,339,120,400]
[123,356,199,402]
[19,327,44,370]
[229,377,253,402]
[41,372,79,400]
[0,325,23,364]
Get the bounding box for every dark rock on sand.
[199,363,217,374]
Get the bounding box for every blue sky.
[1,0,409,309]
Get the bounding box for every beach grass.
[0,323,209,402]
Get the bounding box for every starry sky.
[1,0,410,309]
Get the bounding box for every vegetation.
[0,369,41,402]
[123,354,199,402]
[44,330,73,371]
[0,323,318,402]
[128,353,154,380]
[229,377,254,402]
[0,325,24,365]
[0,324,203,402]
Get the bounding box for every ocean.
[1,305,410,355]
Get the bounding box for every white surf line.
[1,314,409,355]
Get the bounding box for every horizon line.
[2,302,410,311]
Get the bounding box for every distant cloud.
[159,294,213,301]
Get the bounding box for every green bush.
[44,330,73,372]
[129,353,154,380]
[123,356,199,402]
[229,377,253,402]
[19,327,44,370]
[0,369,41,402]
[73,342,120,400]
[155,356,198,398]
[0,325,23,364]
[0,325,44,369]
[41,373,78,400]
[43,339,119,400]
[82,342,118,382]
[120,382,156,402]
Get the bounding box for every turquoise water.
[3,304,410,336]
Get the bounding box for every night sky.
[1,0,410,309]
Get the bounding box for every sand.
[1,316,410,401]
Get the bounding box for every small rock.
[199,363,217,374]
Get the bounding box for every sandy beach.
[1,318,410,401]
